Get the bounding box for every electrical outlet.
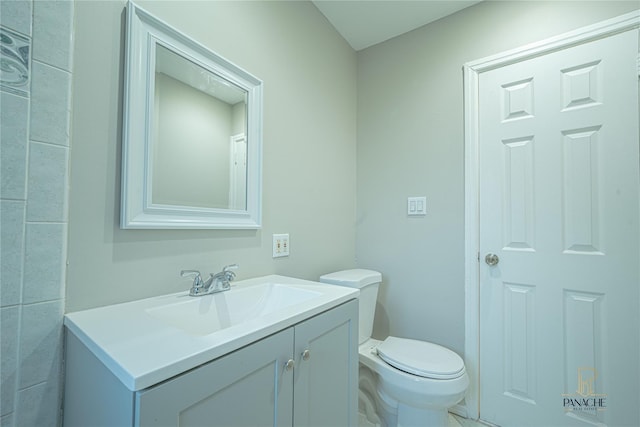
[272,234,290,258]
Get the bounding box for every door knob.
[485,253,499,266]
[301,349,310,361]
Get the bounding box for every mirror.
[121,2,263,229]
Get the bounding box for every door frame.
[462,10,640,421]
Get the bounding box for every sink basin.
[146,283,321,336]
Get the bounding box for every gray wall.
[356,0,638,356]
[66,1,358,311]
[0,1,74,425]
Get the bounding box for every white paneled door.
[478,29,639,426]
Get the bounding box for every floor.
[358,412,488,427]
[451,414,488,427]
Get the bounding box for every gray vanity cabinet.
[64,300,357,426]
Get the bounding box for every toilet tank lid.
[319,269,382,288]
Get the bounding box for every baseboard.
[449,403,468,419]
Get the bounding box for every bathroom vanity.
[63,275,358,426]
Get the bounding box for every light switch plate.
[273,234,290,257]
[407,197,426,216]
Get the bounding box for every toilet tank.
[319,269,381,344]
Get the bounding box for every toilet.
[320,269,469,427]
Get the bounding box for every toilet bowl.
[320,269,469,427]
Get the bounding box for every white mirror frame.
[121,2,263,229]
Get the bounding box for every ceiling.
[312,0,482,51]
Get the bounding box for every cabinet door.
[136,328,294,427]
[293,300,358,427]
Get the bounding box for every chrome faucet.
[181,264,239,297]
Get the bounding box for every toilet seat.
[376,337,465,380]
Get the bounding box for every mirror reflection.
[152,44,248,210]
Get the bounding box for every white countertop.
[64,275,358,391]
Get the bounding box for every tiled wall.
[1,1,74,425]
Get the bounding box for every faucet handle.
[223,264,239,272]
[182,270,207,296]
[180,270,203,285]
[222,264,239,280]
